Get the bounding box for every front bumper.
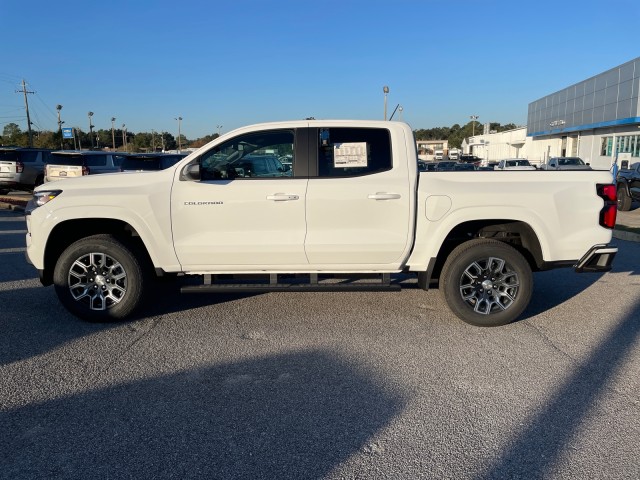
[575,244,617,273]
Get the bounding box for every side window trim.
[295,128,313,177]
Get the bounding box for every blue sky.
[1,0,639,139]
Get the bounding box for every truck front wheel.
[440,239,533,327]
[53,235,147,322]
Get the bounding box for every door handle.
[266,194,299,201]
[367,192,401,200]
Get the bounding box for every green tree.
[413,121,521,149]
[190,133,219,148]
[2,123,27,146]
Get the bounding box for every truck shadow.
[1,349,407,479]
[521,237,638,320]
[478,297,640,478]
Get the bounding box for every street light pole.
[383,86,389,120]
[216,125,223,136]
[470,114,479,137]
[175,116,183,151]
[111,117,116,150]
[56,105,64,149]
[122,124,127,152]
[88,111,94,149]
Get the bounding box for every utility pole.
[16,79,35,147]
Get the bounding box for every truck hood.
[35,169,175,193]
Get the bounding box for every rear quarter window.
[0,152,19,161]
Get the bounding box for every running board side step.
[180,273,402,294]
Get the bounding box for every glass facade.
[528,57,640,137]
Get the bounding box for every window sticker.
[333,142,368,168]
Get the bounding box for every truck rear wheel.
[440,239,533,327]
[617,184,632,211]
[53,234,147,322]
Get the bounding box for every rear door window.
[316,128,392,177]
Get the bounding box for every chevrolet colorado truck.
[25,120,618,327]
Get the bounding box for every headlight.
[25,190,62,214]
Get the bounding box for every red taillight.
[597,183,617,229]
[16,161,24,173]
[82,166,90,175]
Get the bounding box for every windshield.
[506,160,531,167]
[0,151,19,161]
[558,157,584,166]
[48,154,85,166]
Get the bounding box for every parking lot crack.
[98,318,162,376]
[524,321,578,364]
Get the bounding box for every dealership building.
[463,57,640,169]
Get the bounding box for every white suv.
[495,159,536,171]
[45,151,127,182]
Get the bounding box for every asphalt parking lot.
[1,206,639,479]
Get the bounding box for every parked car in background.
[540,157,592,171]
[459,154,482,164]
[495,159,536,171]
[0,147,51,193]
[45,151,127,182]
[616,161,640,211]
[418,160,437,172]
[435,161,457,171]
[120,153,188,172]
[453,163,476,171]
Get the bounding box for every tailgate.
[0,161,17,177]
[47,165,83,179]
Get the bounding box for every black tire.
[440,239,533,327]
[34,175,44,187]
[617,184,632,211]
[53,234,148,322]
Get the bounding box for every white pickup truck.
[25,120,618,327]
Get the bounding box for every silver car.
[0,148,51,194]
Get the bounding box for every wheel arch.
[428,219,543,285]
[42,219,154,286]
